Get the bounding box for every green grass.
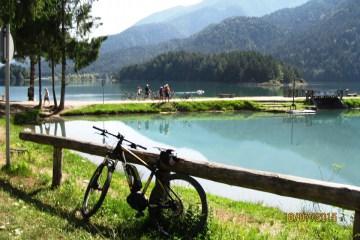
[63,103,161,116]
[174,100,259,112]
[62,100,262,116]
[0,118,353,239]
[343,98,360,108]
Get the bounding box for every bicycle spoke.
[149,174,208,237]
[81,162,112,218]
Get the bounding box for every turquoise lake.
[34,111,360,216]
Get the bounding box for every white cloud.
[91,0,202,37]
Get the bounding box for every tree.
[0,0,43,101]
[1,0,105,109]
[57,0,105,111]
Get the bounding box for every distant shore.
[2,96,360,117]
[58,97,308,116]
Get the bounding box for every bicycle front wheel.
[81,161,113,219]
[149,173,208,237]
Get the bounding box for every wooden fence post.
[52,147,63,188]
[354,211,360,240]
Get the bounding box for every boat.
[346,93,357,97]
[286,109,316,115]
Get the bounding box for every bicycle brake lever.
[153,146,168,152]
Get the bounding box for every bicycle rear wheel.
[81,160,113,219]
[149,173,208,237]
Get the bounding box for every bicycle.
[81,126,208,237]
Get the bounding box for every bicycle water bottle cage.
[125,164,142,193]
[160,149,177,166]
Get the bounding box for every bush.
[13,109,40,125]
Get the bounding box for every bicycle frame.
[101,129,178,210]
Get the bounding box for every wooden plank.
[19,132,360,211]
[20,132,111,156]
[52,147,63,188]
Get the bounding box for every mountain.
[135,5,198,26]
[85,17,285,73]
[136,0,308,36]
[161,5,245,36]
[100,23,184,54]
[88,0,360,83]
[263,0,342,34]
[138,0,309,26]
[98,0,309,56]
[87,0,310,73]
[182,17,285,53]
[274,0,360,81]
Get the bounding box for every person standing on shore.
[159,86,164,101]
[164,84,171,102]
[43,88,50,106]
[145,84,151,99]
[136,86,142,100]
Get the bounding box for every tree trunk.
[38,55,42,108]
[28,56,35,101]
[58,0,66,111]
[51,58,58,108]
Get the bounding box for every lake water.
[3,80,360,101]
[33,111,359,219]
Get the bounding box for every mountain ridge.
[86,0,360,83]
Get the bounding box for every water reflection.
[34,112,360,214]
[34,111,360,186]
[36,119,66,137]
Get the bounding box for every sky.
[91,0,202,37]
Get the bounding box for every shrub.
[13,109,40,125]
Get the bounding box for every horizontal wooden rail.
[19,131,360,239]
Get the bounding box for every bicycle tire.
[81,161,113,219]
[148,173,208,237]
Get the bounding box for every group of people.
[136,84,152,99]
[159,84,171,102]
[136,83,172,102]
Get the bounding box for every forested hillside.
[182,17,285,53]
[84,17,285,73]
[274,0,360,81]
[263,0,341,33]
[118,51,300,84]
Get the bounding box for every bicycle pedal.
[135,211,144,218]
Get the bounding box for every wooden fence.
[19,131,360,239]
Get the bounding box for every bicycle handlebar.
[93,126,147,150]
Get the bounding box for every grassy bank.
[343,98,360,109]
[61,99,311,116]
[0,120,352,239]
